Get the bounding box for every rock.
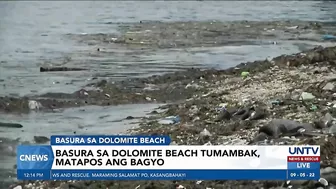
[315,122,327,129]
[226,107,238,115]
[96,79,107,87]
[329,125,336,134]
[69,182,86,189]
[314,67,329,73]
[321,167,336,175]
[34,136,50,144]
[0,137,20,156]
[250,132,269,143]
[126,116,135,120]
[26,183,33,188]
[150,110,159,114]
[318,113,336,128]
[323,83,336,91]
[215,109,231,121]
[59,183,70,189]
[321,167,336,185]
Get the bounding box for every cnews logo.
[20,155,48,161]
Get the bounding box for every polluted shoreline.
[2,20,336,113]
[7,45,336,189]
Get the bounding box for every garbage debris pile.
[11,46,336,188]
[130,46,336,189]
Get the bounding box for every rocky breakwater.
[9,46,336,189]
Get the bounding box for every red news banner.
[287,156,320,162]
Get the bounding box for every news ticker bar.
[17,169,320,180]
[17,136,321,181]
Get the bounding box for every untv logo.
[288,146,319,155]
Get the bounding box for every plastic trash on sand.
[318,178,328,186]
[271,99,283,106]
[241,71,250,78]
[310,104,318,111]
[196,180,203,185]
[322,34,336,40]
[13,186,22,189]
[28,100,42,110]
[216,103,227,111]
[158,116,181,125]
[176,185,185,189]
[300,92,315,101]
[200,128,212,137]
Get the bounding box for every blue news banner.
[17,135,320,181]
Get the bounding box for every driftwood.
[40,67,87,72]
[0,122,23,128]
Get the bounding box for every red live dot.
[287,156,320,162]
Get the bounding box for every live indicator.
[287,162,320,170]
